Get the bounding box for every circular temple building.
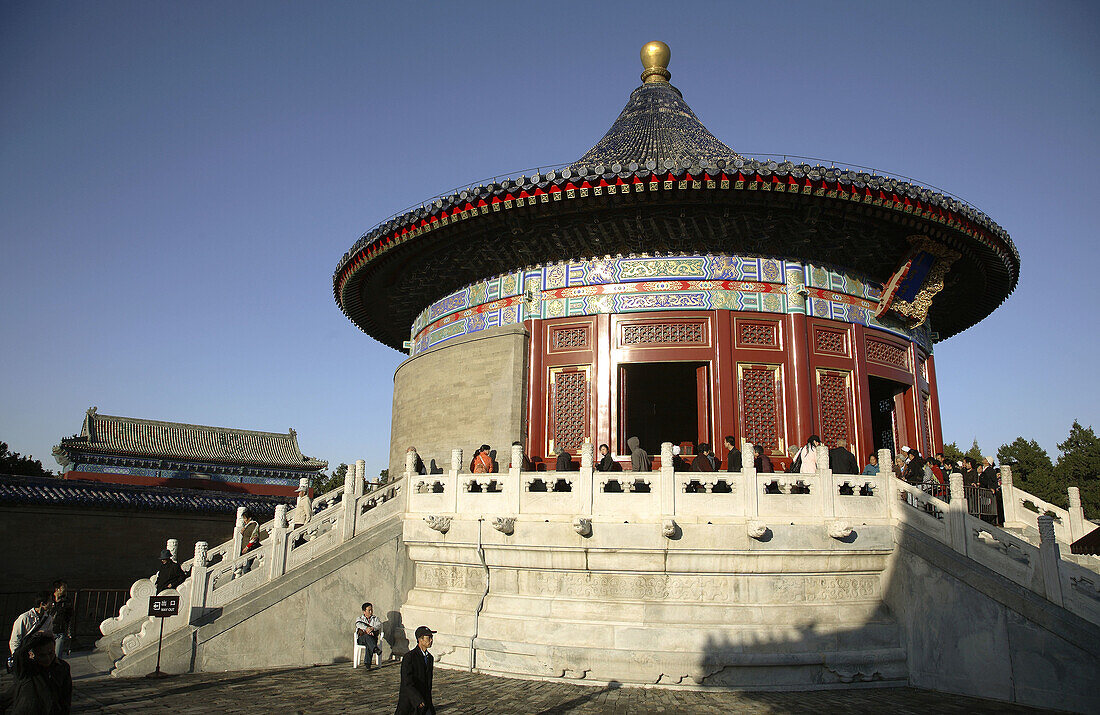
[335,42,1018,479]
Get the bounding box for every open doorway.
[869,376,907,456]
[620,362,709,456]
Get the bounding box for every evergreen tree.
[942,441,965,465]
[965,438,985,463]
[1055,421,1100,519]
[0,441,55,477]
[314,463,348,495]
[998,437,1061,508]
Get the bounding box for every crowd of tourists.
[446,436,1004,525]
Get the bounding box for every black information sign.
[148,595,180,617]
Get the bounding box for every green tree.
[998,437,1061,508]
[0,441,55,477]
[314,463,348,495]
[965,439,985,463]
[942,441,965,465]
[377,468,390,485]
[1055,421,1100,520]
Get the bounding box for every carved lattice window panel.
[551,326,588,351]
[621,322,705,346]
[814,329,848,356]
[738,364,783,452]
[919,358,928,381]
[866,339,909,370]
[738,321,778,348]
[816,370,851,448]
[549,368,589,453]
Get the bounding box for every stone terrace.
[55,662,1055,714]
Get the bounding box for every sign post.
[146,594,180,679]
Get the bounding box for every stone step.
[462,638,909,688]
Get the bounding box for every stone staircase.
[94,444,1100,712]
[99,464,404,677]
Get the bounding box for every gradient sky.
[1,2,1097,478]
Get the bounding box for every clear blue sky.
[1,2,1097,477]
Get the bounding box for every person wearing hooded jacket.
[154,550,188,593]
[627,436,650,472]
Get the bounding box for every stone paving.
[44,660,1058,714]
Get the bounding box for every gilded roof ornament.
[640,41,671,83]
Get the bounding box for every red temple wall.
[525,310,941,471]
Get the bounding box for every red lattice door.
[737,363,786,456]
[816,369,854,449]
[548,366,590,454]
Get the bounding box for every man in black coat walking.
[828,438,860,475]
[395,626,436,714]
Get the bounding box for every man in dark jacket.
[8,632,72,715]
[828,438,860,475]
[723,436,741,472]
[155,550,188,593]
[395,626,436,714]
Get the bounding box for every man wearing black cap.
[394,626,436,714]
[154,549,188,594]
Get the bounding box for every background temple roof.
[53,408,328,471]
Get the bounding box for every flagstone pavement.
[56,660,1057,714]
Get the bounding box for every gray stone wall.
[885,524,1100,713]
[0,505,235,593]
[111,514,414,676]
[389,323,528,478]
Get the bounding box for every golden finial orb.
[640,41,671,83]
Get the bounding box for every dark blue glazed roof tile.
[0,473,292,516]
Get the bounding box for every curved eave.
[335,162,1018,350]
[55,443,328,472]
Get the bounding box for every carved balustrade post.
[341,461,358,541]
[578,442,595,515]
[188,541,209,625]
[816,443,833,518]
[355,460,366,499]
[1037,514,1065,607]
[879,448,900,521]
[405,449,418,480]
[659,442,675,516]
[231,507,246,558]
[999,464,1019,527]
[270,504,288,580]
[742,442,756,520]
[946,473,968,555]
[1068,486,1087,543]
[508,443,524,515]
[166,538,178,562]
[448,448,462,513]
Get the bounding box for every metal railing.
[914,481,998,519]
